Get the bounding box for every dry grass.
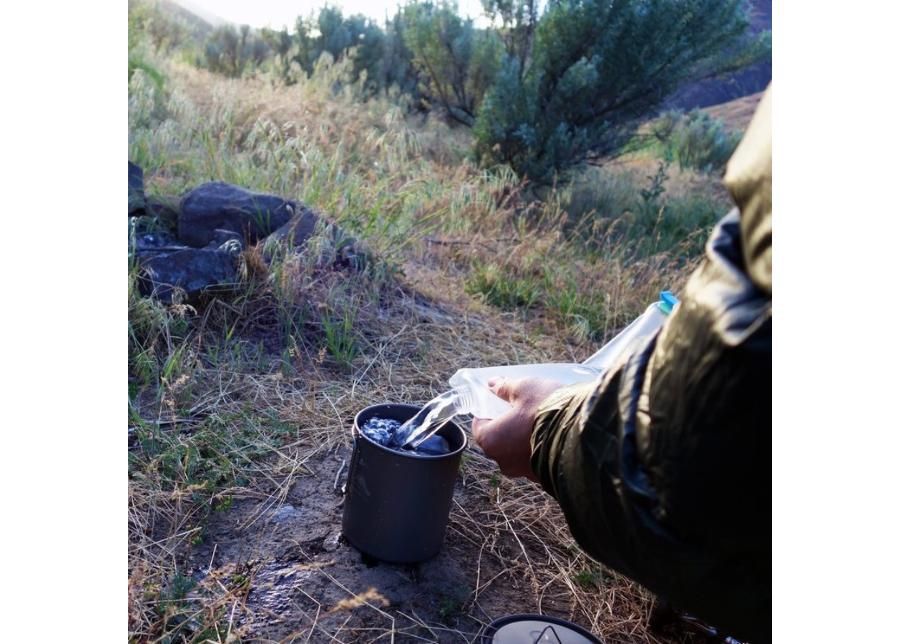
[703,91,764,133]
[128,43,723,643]
[449,451,671,642]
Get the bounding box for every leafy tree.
[379,11,421,98]
[318,6,354,58]
[293,15,318,74]
[342,13,390,94]
[261,27,294,81]
[203,37,224,74]
[402,1,503,125]
[249,35,271,67]
[290,9,381,88]
[204,25,242,76]
[221,25,242,75]
[204,24,271,77]
[481,0,538,74]
[238,24,250,68]
[474,0,769,183]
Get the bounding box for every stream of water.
[392,390,461,449]
[359,390,462,456]
[360,415,450,456]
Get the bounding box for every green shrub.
[402,1,503,125]
[557,163,727,261]
[321,307,360,369]
[474,0,766,184]
[202,24,272,78]
[653,109,742,173]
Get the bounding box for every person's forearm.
[529,359,646,577]
[530,381,593,500]
[528,214,772,641]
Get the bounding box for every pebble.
[323,531,342,552]
[271,504,299,523]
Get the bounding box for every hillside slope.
[704,91,765,132]
[666,0,771,110]
[165,0,223,29]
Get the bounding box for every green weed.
[559,163,726,262]
[437,586,471,623]
[572,565,608,589]
[465,262,541,310]
[133,410,287,497]
[321,306,360,369]
[213,495,233,513]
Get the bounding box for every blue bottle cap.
[658,290,679,315]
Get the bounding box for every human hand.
[471,377,564,482]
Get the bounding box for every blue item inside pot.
[361,417,451,456]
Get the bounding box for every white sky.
[175,0,489,29]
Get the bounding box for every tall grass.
[128,44,729,397]
[129,48,728,345]
[129,54,515,263]
[455,160,728,341]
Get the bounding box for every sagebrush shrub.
[653,109,742,174]
[474,0,765,184]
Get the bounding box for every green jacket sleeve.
[530,86,772,644]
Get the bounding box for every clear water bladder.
[395,291,679,449]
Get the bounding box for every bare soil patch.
[179,440,674,643]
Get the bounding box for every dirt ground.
[180,440,681,643]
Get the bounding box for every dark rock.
[201,230,243,257]
[267,208,320,247]
[214,240,243,256]
[138,247,238,303]
[261,208,369,272]
[260,207,321,261]
[179,182,296,248]
[128,162,144,215]
[209,228,243,248]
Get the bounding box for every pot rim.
[353,402,467,460]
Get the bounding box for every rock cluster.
[128,162,363,302]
